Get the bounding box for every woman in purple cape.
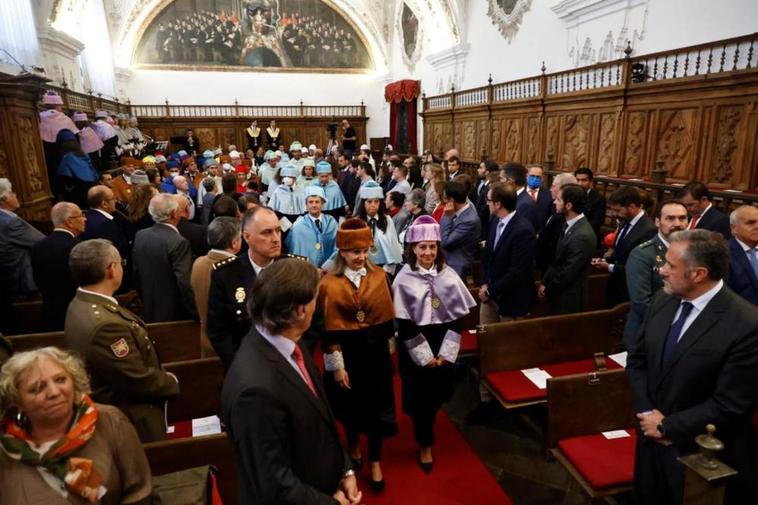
[391,215,476,472]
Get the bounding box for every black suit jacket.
[627,286,758,499]
[482,213,536,317]
[81,209,129,257]
[177,218,210,259]
[515,190,535,228]
[222,328,350,505]
[535,212,564,274]
[529,187,552,232]
[543,216,597,313]
[725,238,758,304]
[585,188,607,238]
[606,214,657,306]
[132,223,197,322]
[474,181,490,240]
[207,255,256,370]
[30,230,79,330]
[695,206,731,239]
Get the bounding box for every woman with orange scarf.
[0,347,152,504]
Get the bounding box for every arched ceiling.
[46,0,463,74]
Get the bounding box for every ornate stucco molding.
[487,0,532,43]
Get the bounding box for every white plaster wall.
[126,69,389,139]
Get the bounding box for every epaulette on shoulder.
[279,253,309,262]
[638,239,654,249]
[212,255,239,271]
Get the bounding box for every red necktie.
[529,189,538,202]
[292,345,318,397]
[689,215,701,229]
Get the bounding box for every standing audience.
[725,205,758,304]
[440,180,481,279]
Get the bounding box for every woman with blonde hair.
[319,219,397,494]
[125,182,157,243]
[422,163,445,217]
[0,347,152,504]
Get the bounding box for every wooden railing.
[422,33,758,194]
[47,85,130,115]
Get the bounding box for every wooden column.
[0,73,52,221]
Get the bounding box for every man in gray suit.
[539,184,597,314]
[0,179,45,334]
[133,193,197,322]
[440,180,481,278]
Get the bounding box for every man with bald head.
[726,205,758,304]
[133,193,197,322]
[81,185,129,269]
[207,206,282,369]
[173,175,197,221]
[30,202,86,329]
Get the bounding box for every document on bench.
[520,368,552,389]
[608,351,628,368]
[192,415,222,437]
[601,429,631,440]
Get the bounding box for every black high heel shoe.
[369,477,385,494]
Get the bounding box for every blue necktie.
[747,249,758,279]
[615,222,630,247]
[661,301,694,367]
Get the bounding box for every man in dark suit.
[725,205,758,304]
[222,259,362,505]
[594,186,657,307]
[525,165,552,231]
[627,230,758,504]
[174,194,209,259]
[30,202,86,330]
[479,183,536,323]
[473,160,499,240]
[133,193,197,322]
[539,184,597,314]
[208,206,281,369]
[500,162,535,227]
[535,172,577,274]
[677,181,731,239]
[574,167,606,241]
[440,181,482,279]
[338,156,361,214]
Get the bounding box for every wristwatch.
[656,422,666,436]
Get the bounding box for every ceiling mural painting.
[134,0,373,71]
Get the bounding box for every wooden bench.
[547,368,635,498]
[7,320,202,363]
[164,357,224,423]
[478,303,628,409]
[8,291,143,335]
[144,433,238,505]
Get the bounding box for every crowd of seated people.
[2,120,757,504]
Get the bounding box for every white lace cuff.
[323,351,345,371]
[438,330,462,363]
[404,334,435,367]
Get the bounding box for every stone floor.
[442,366,635,505]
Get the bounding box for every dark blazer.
[535,212,564,274]
[81,209,129,258]
[132,223,197,322]
[222,327,350,505]
[606,214,657,307]
[207,255,256,370]
[627,286,758,503]
[585,188,607,239]
[440,204,482,278]
[339,172,361,213]
[474,180,491,240]
[725,238,758,304]
[30,230,79,330]
[542,216,597,314]
[482,213,536,317]
[695,206,731,239]
[515,190,536,228]
[529,187,553,232]
[0,210,45,295]
[177,218,210,259]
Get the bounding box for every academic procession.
[1,1,758,504]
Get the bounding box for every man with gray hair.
[30,202,86,330]
[0,178,45,333]
[627,229,758,504]
[81,185,130,284]
[133,193,197,322]
[191,217,242,357]
[65,239,180,442]
[725,205,758,304]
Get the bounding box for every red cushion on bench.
[558,429,636,489]
[460,330,478,354]
[484,358,623,403]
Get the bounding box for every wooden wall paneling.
[747,101,758,190]
[524,115,541,164]
[490,116,503,161]
[706,101,748,190]
[502,115,523,163]
[477,117,489,161]
[653,107,699,182]
[596,111,617,175]
[622,110,649,177]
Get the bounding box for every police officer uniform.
[64,289,180,442]
[624,234,668,347]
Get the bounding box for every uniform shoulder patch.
[212,255,239,271]
[110,338,130,358]
[638,239,654,249]
[279,253,309,262]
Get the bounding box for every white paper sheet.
[602,429,631,440]
[521,368,552,389]
[191,415,222,437]
[608,351,628,368]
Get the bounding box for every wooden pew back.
[546,368,634,448]
[7,320,201,363]
[164,357,224,423]
[144,433,238,505]
[478,303,628,376]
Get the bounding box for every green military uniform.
[64,290,180,442]
[624,233,667,347]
